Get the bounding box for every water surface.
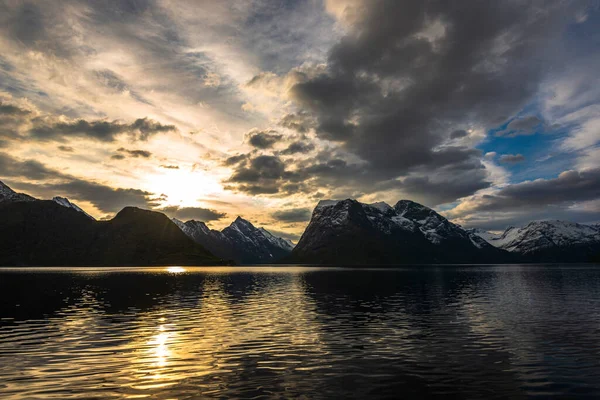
[1,265,600,399]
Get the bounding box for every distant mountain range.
[1,180,599,266]
[468,221,600,262]
[0,180,293,266]
[173,216,294,264]
[287,199,600,264]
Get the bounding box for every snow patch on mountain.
[368,202,393,213]
[313,198,492,248]
[470,221,600,254]
[173,215,294,263]
[0,181,36,203]
[52,197,95,220]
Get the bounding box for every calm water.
[1,265,600,399]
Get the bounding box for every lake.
[1,265,600,399]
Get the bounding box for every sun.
[145,168,222,207]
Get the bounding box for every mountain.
[173,216,294,264]
[52,196,95,220]
[0,182,223,266]
[469,221,600,262]
[0,181,36,203]
[287,199,509,265]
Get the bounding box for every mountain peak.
[172,213,294,264]
[52,196,95,220]
[367,201,393,213]
[231,216,254,229]
[0,180,36,203]
[290,198,505,264]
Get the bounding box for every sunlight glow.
[145,169,222,207]
[166,266,186,274]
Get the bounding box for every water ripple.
[0,265,600,399]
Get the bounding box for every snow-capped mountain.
[52,197,95,220]
[466,228,501,244]
[470,221,600,262]
[0,181,36,203]
[288,199,508,265]
[173,216,294,264]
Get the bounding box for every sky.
[0,0,599,240]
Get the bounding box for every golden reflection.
[165,266,186,274]
[150,327,170,368]
[122,273,325,393]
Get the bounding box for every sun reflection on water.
[150,327,170,368]
[165,266,186,274]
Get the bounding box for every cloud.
[271,208,312,223]
[0,152,61,181]
[245,129,283,149]
[0,152,160,213]
[113,147,152,159]
[265,228,301,243]
[226,155,290,195]
[159,205,226,222]
[42,181,161,214]
[29,117,176,142]
[278,111,315,133]
[0,102,31,116]
[280,141,315,155]
[496,115,545,137]
[223,154,248,166]
[499,154,525,164]
[281,0,586,205]
[449,168,600,217]
[450,129,468,139]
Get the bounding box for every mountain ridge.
[173,215,294,264]
[0,181,223,266]
[287,199,510,265]
[469,220,600,262]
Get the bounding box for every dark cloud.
[159,205,226,222]
[499,154,525,164]
[280,141,315,155]
[0,103,31,116]
[246,129,283,149]
[395,173,490,205]
[223,154,248,166]
[44,181,160,213]
[225,146,489,204]
[450,129,468,139]
[463,169,600,213]
[496,115,544,137]
[278,111,315,133]
[283,0,584,204]
[114,147,153,159]
[462,208,600,232]
[271,208,311,223]
[3,2,47,48]
[94,69,153,105]
[57,145,74,152]
[226,155,291,194]
[29,117,175,142]
[0,151,62,181]
[0,152,160,213]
